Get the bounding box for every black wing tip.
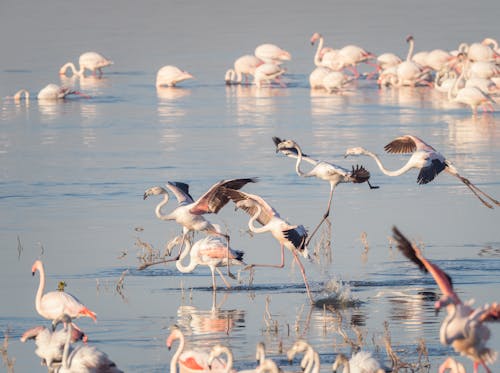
[272,136,283,146]
[391,226,428,273]
[351,164,371,183]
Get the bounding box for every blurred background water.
[0,0,499,371]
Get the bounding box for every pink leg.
[247,244,285,269]
[291,249,313,304]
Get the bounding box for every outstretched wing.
[417,158,446,184]
[392,226,459,302]
[166,181,194,205]
[222,188,275,226]
[190,178,258,215]
[384,135,436,154]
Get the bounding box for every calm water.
[1,1,499,372]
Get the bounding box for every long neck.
[175,240,197,273]
[362,150,414,176]
[155,193,172,220]
[314,36,325,66]
[14,89,30,101]
[448,61,467,100]
[220,346,233,373]
[62,323,72,369]
[34,266,45,316]
[171,336,185,373]
[406,38,414,61]
[293,144,307,177]
[60,62,83,76]
[247,204,269,234]
[439,304,457,345]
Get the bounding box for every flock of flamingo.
[6,33,500,116]
[14,32,500,373]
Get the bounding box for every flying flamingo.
[221,188,313,304]
[54,314,123,373]
[174,235,246,292]
[20,324,85,369]
[59,51,113,77]
[253,63,287,88]
[31,260,97,329]
[344,135,500,209]
[225,55,264,85]
[143,178,257,275]
[156,65,194,87]
[332,352,385,373]
[439,357,466,373]
[167,324,226,373]
[392,226,500,373]
[254,43,291,65]
[273,136,377,244]
[12,84,89,101]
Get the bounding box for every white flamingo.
[344,135,500,209]
[54,314,123,373]
[309,66,332,89]
[222,188,313,303]
[332,352,384,373]
[156,65,194,87]
[59,51,113,77]
[253,63,286,88]
[310,32,339,68]
[392,227,500,373]
[274,136,377,244]
[321,71,355,93]
[225,55,264,85]
[287,339,320,373]
[12,84,88,101]
[254,43,291,65]
[207,343,271,373]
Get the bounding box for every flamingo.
[273,136,377,244]
[255,359,280,373]
[20,324,85,369]
[287,339,320,373]
[207,344,271,373]
[448,57,496,115]
[175,235,246,291]
[465,42,498,62]
[143,178,257,274]
[309,66,332,89]
[31,260,97,327]
[439,357,466,373]
[310,32,339,68]
[335,44,377,79]
[12,84,88,101]
[392,226,500,373]
[344,135,500,209]
[391,35,431,87]
[156,65,194,87]
[59,51,113,77]
[225,55,264,85]
[53,314,122,373]
[221,188,313,304]
[254,43,291,65]
[321,71,355,93]
[253,63,286,88]
[167,324,226,373]
[332,352,385,373]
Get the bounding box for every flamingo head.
[310,32,321,45]
[276,138,298,152]
[332,354,349,372]
[143,186,167,200]
[344,147,368,158]
[166,325,182,350]
[406,35,414,43]
[31,260,43,276]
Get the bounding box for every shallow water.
[1,1,499,372]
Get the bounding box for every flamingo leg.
[290,249,313,304]
[215,267,231,288]
[306,184,334,246]
[456,174,499,208]
[245,243,285,269]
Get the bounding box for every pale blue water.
[1,1,499,372]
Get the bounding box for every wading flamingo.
[253,63,286,88]
[54,314,122,373]
[59,51,113,77]
[332,352,385,373]
[225,55,264,85]
[156,65,194,87]
[392,226,500,373]
[167,324,226,373]
[344,135,500,209]
[309,67,332,89]
[208,344,271,373]
[254,44,291,65]
[12,84,89,101]
[31,260,96,327]
[310,32,339,68]
[20,324,85,369]
[273,136,377,244]
[287,339,320,373]
[221,188,313,304]
[175,235,246,291]
[143,178,257,275]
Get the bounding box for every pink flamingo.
[332,352,384,373]
[143,178,257,275]
[310,32,339,68]
[309,67,332,89]
[12,84,90,101]
[392,227,500,373]
[221,188,313,304]
[167,324,226,373]
[253,63,286,88]
[175,235,246,291]
[254,43,291,65]
[59,51,113,77]
[20,324,85,369]
[344,135,500,209]
[31,260,97,326]
[225,55,264,85]
[156,65,194,87]
[54,314,122,373]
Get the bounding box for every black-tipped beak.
[168,346,171,351]
[32,271,35,277]
[143,193,148,200]
[435,307,440,316]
